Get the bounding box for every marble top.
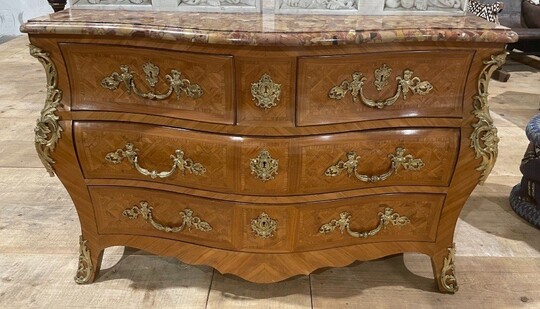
[21,9,518,46]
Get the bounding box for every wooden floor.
[0,36,539,308]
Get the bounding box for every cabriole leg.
[74,235,103,284]
[431,243,458,293]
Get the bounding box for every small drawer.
[294,193,444,251]
[236,56,296,127]
[89,186,235,249]
[297,50,474,126]
[61,43,235,124]
[75,121,237,193]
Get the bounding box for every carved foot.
[74,236,102,284]
[431,243,459,293]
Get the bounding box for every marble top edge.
[22,9,518,45]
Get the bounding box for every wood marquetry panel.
[236,206,297,253]
[236,56,296,127]
[237,138,291,195]
[61,43,235,124]
[294,193,444,251]
[89,186,234,249]
[74,121,236,193]
[297,50,474,126]
[296,128,459,194]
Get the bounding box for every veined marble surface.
[21,9,518,46]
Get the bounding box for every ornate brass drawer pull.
[123,201,212,233]
[251,212,277,238]
[328,65,433,109]
[250,149,279,182]
[251,73,281,110]
[105,143,206,179]
[325,147,424,183]
[101,62,203,100]
[319,208,410,238]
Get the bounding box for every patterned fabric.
[520,177,540,206]
[526,113,540,146]
[510,184,540,228]
[467,0,504,24]
[520,142,540,182]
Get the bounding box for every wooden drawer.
[75,121,237,193]
[294,193,444,251]
[61,43,235,124]
[89,186,235,250]
[295,128,459,194]
[236,56,296,127]
[297,50,474,126]
[89,186,442,253]
[76,122,458,195]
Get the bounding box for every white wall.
[0,0,54,36]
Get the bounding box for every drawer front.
[75,121,236,192]
[61,43,234,124]
[89,186,234,249]
[236,56,296,127]
[297,50,474,126]
[296,128,459,194]
[294,194,444,251]
[76,122,458,195]
[90,186,442,253]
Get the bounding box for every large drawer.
[61,43,235,124]
[75,122,459,195]
[297,50,474,126]
[89,186,443,253]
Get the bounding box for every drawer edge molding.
[328,64,433,109]
[325,147,425,183]
[123,201,213,233]
[319,207,410,238]
[470,52,506,184]
[105,142,206,179]
[101,62,203,101]
[29,45,63,177]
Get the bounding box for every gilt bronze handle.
[319,208,410,238]
[328,65,433,109]
[123,201,212,233]
[325,147,424,183]
[101,62,203,101]
[105,143,206,179]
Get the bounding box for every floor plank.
[310,255,540,309]
[0,253,213,309]
[206,274,312,309]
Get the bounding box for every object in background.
[523,0,540,28]
[510,113,540,228]
[47,0,67,11]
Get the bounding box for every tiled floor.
[0,36,539,308]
